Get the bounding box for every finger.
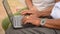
[22,16,35,24]
[22,16,30,24]
[23,19,29,24]
[21,10,32,15]
[22,16,27,23]
[24,19,33,24]
[20,10,26,15]
[26,15,36,19]
[24,20,29,24]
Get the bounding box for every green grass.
[2,17,11,31]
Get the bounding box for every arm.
[23,15,60,29]
[55,0,60,2]
[25,0,60,17]
[25,0,33,9]
[25,0,53,17]
[25,0,38,10]
[25,0,54,17]
[39,5,54,17]
[39,0,60,17]
[39,1,60,29]
[44,19,60,29]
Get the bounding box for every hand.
[30,6,38,11]
[21,9,40,17]
[22,16,40,26]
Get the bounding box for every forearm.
[55,0,60,2]
[25,0,33,9]
[39,6,54,17]
[39,0,60,16]
[44,19,60,29]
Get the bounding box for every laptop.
[3,0,23,28]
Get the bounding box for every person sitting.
[21,0,60,29]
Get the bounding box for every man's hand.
[22,16,40,26]
[30,6,38,11]
[21,9,40,17]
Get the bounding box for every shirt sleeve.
[51,2,60,19]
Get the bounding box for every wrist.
[39,11,49,17]
[39,11,43,17]
[35,18,41,26]
[40,18,47,26]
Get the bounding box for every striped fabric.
[6,26,60,34]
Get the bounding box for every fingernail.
[25,16,29,18]
[27,16,29,18]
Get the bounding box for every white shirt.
[51,2,60,19]
[32,0,55,11]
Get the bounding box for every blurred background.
[0,0,26,34]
